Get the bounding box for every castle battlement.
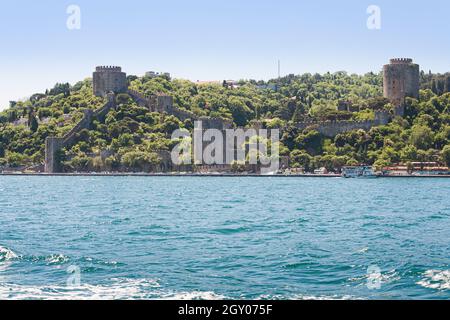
[93,66,127,97]
[293,109,391,137]
[389,58,413,65]
[296,119,373,126]
[198,116,227,121]
[95,66,122,72]
[383,58,420,116]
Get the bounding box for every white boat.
[342,166,378,178]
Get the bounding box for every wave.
[417,270,450,290]
[1,249,119,269]
[347,268,400,287]
[0,246,18,262]
[0,278,359,300]
[158,291,227,300]
[0,278,228,300]
[211,227,248,235]
[257,294,358,300]
[354,247,369,254]
[45,254,70,265]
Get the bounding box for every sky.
[0,0,449,110]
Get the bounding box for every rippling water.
[0,176,449,300]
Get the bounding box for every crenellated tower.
[93,66,128,97]
[383,58,420,116]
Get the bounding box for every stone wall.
[294,110,390,137]
[127,89,151,109]
[44,94,116,173]
[296,120,374,137]
[44,137,64,173]
[128,89,230,129]
[94,94,116,121]
[198,117,233,130]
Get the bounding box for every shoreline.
[1,172,450,178]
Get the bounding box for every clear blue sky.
[0,0,449,110]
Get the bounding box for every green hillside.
[1,71,450,172]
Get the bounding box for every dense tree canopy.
[1,71,449,172]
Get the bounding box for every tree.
[65,154,91,171]
[410,125,434,150]
[295,130,323,155]
[116,93,131,105]
[228,96,253,126]
[290,150,312,171]
[30,93,45,103]
[373,158,390,171]
[366,97,390,110]
[7,110,17,122]
[309,102,335,120]
[76,129,91,143]
[265,117,286,129]
[121,150,160,171]
[118,133,134,147]
[400,145,418,162]
[442,145,450,167]
[28,112,39,133]
[49,83,70,96]
[6,152,28,167]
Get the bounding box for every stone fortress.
[292,58,419,137]
[44,58,420,173]
[93,66,127,97]
[383,58,420,116]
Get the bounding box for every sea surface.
[0,176,449,300]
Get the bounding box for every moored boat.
[342,166,378,178]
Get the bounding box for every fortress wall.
[295,120,376,137]
[128,89,230,129]
[93,93,116,121]
[128,89,150,109]
[156,95,174,113]
[45,95,117,173]
[129,89,165,112]
[293,110,391,137]
[44,137,64,173]
[198,117,233,130]
[62,109,94,146]
[171,107,197,121]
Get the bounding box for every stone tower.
[383,58,420,116]
[93,66,127,97]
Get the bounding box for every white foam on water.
[257,293,358,300]
[0,278,157,300]
[417,270,450,290]
[159,291,227,300]
[45,254,70,265]
[0,246,18,262]
[347,268,400,286]
[0,278,227,300]
[354,247,369,254]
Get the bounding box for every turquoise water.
[0,176,449,300]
